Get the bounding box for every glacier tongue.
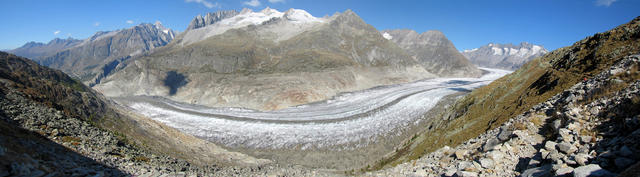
[118,68,511,150]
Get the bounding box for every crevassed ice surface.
[118,68,511,150]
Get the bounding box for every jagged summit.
[186,10,239,30]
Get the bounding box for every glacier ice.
[117,68,511,150]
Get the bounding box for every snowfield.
[116,68,511,150]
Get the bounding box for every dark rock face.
[382,29,483,77]
[186,10,239,30]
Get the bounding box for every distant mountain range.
[9,8,481,110]
[462,42,548,70]
[9,22,175,85]
[8,38,82,61]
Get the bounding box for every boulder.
[556,142,576,155]
[574,153,590,166]
[544,141,557,151]
[487,150,504,161]
[479,158,494,169]
[520,164,552,177]
[497,126,512,141]
[482,138,500,152]
[555,167,573,176]
[455,149,467,160]
[455,170,478,177]
[573,164,615,177]
[552,120,562,132]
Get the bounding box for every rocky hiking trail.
[369,55,640,176]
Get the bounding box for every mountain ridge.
[95,8,480,110]
[462,42,548,70]
[382,29,483,77]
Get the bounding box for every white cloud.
[268,0,284,3]
[185,0,219,8]
[595,0,617,6]
[53,30,61,35]
[126,20,134,24]
[243,0,261,7]
[94,22,101,27]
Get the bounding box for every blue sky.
[0,0,637,51]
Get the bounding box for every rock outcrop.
[186,10,239,30]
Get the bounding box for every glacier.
[115,68,511,150]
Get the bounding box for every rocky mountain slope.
[382,29,483,77]
[95,8,479,110]
[369,16,640,176]
[17,22,175,85]
[462,42,548,70]
[8,37,82,60]
[371,54,640,176]
[0,52,307,176]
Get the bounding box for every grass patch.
[581,64,640,105]
[134,155,150,162]
[531,115,545,127]
[61,136,81,143]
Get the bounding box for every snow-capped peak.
[181,7,326,45]
[283,8,322,23]
[382,32,393,40]
[219,7,284,26]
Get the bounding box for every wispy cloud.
[268,0,284,3]
[185,0,219,8]
[595,0,617,7]
[243,0,261,7]
[94,22,101,27]
[126,20,134,24]
[53,30,61,35]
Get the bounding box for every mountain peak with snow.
[283,8,322,23]
[462,42,548,70]
[180,7,326,45]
